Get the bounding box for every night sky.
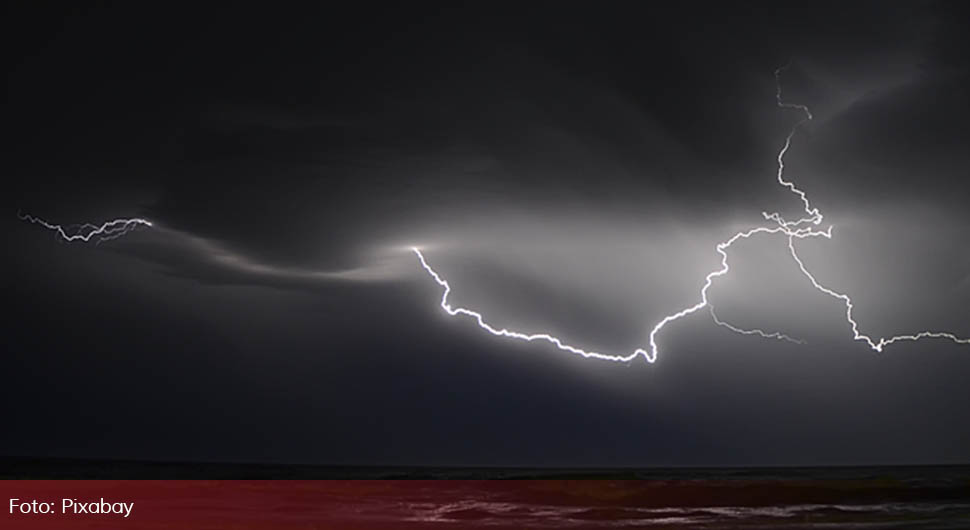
[5,3,970,467]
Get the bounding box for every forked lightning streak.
[17,66,969,362]
[17,211,152,243]
[412,65,969,362]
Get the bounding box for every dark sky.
[5,2,970,467]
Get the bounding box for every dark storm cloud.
[5,2,970,467]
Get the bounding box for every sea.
[2,459,969,528]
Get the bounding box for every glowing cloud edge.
[16,65,969,361]
[411,64,969,362]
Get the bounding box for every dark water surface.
[3,459,969,528]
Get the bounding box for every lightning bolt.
[710,306,805,345]
[18,64,969,361]
[765,64,970,353]
[17,211,152,243]
[413,247,648,362]
[413,64,969,362]
[788,236,970,351]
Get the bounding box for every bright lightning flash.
[17,66,969,363]
[413,64,969,362]
[17,211,152,244]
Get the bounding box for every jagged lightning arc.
[17,211,152,243]
[17,66,969,360]
[413,64,969,362]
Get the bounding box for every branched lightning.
[787,235,970,351]
[413,63,969,362]
[710,306,805,345]
[17,211,152,243]
[413,247,648,362]
[17,65,969,363]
